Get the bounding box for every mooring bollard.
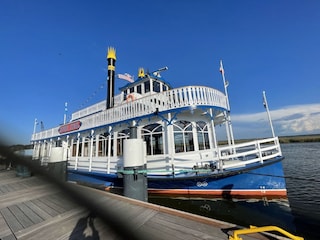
[123,126,148,202]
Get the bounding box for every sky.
[1,0,320,144]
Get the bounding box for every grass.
[278,134,320,143]
[218,134,320,145]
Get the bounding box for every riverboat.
[31,47,287,198]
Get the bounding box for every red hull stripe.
[148,189,287,197]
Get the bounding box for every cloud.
[230,103,320,138]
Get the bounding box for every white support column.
[89,130,94,172]
[166,113,175,174]
[209,108,218,153]
[75,133,80,170]
[192,120,199,152]
[107,126,113,174]
[95,134,99,157]
[49,139,53,159]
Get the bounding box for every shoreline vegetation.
[278,134,320,143]
[219,134,320,145]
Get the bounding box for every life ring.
[126,94,135,102]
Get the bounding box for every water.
[149,142,320,240]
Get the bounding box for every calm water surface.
[149,142,320,240]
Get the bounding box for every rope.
[77,82,105,111]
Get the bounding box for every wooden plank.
[0,207,24,232]
[0,185,10,194]
[16,208,87,240]
[38,195,67,214]
[131,208,158,229]
[23,200,52,220]
[1,234,17,240]
[8,182,24,192]
[0,171,16,179]
[0,211,14,238]
[139,218,185,240]
[3,184,15,193]
[46,193,77,211]
[141,212,217,240]
[0,184,60,209]
[17,203,43,224]
[89,217,119,240]
[0,186,9,194]
[30,199,60,217]
[8,205,34,229]
[155,212,228,238]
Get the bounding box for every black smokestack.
[106,47,116,109]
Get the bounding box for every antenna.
[152,66,168,77]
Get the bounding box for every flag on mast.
[219,60,229,87]
[117,73,134,83]
[219,60,224,75]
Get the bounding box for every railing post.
[256,140,263,163]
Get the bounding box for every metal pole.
[220,60,235,148]
[263,91,275,138]
[33,118,38,135]
[63,102,68,124]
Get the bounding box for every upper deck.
[31,85,227,141]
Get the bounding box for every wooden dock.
[0,169,287,240]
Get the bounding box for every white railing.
[146,137,282,175]
[31,86,227,141]
[215,137,281,171]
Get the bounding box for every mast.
[219,60,235,148]
[262,91,275,138]
[106,47,116,109]
[33,118,38,135]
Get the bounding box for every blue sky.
[1,0,320,144]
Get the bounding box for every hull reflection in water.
[149,196,295,233]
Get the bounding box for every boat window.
[144,81,150,93]
[83,137,90,157]
[137,85,142,94]
[78,140,82,157]
[142,123,164,155]
[117,129,130,156]
[92,139,96,157]
[56,140,62,147]
[153,80,160,92]
[196,121,210,150]
[173,120,194,153]
[98,134,112,157]
[130,87,134,93]
[72,140,77,157]
[162,84,167,92]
